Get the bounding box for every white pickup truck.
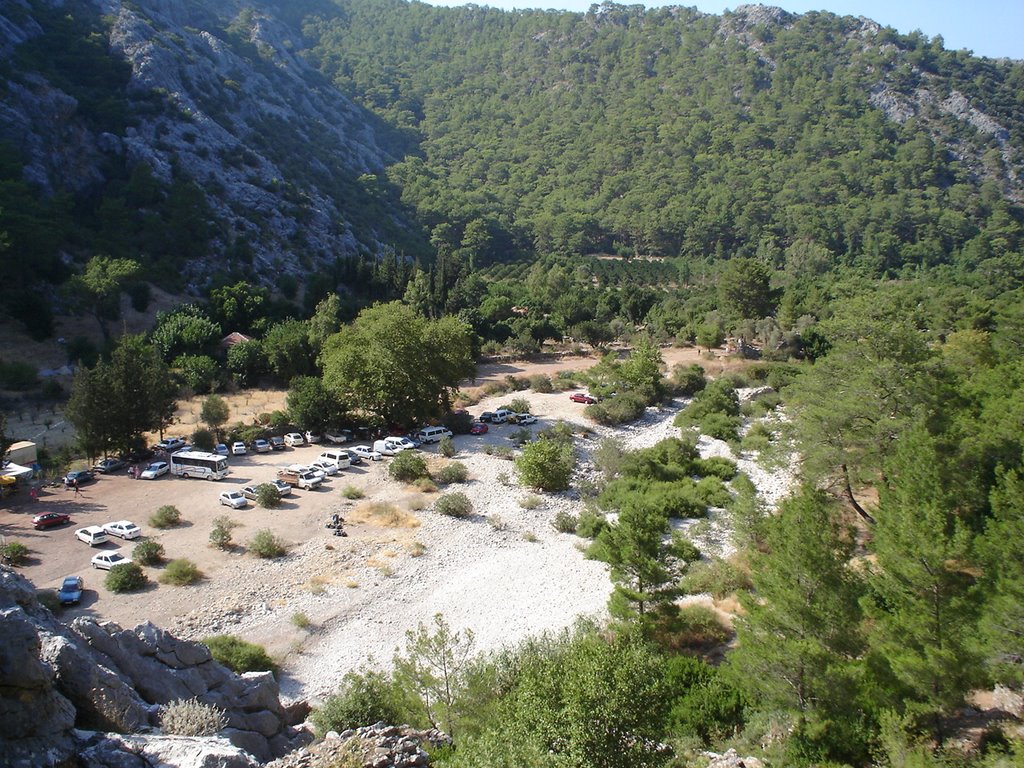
[276,468,322,490]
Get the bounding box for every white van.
[415,426,453,444]
[318,449,352,470]
[372,437,410,456]
[493,409,515,423]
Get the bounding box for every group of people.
[327,513,347,537]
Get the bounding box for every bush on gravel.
[149,505,182,529]
[435,492,473,518]
[389,451,429,482]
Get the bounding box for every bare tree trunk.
[841,463,875,524]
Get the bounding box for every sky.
[421,1,1024,60]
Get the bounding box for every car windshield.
[62,578,79,589]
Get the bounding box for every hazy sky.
[421,1,1024,60]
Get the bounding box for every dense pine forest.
[2,1,1024,766]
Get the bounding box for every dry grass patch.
[406,494,428,511]
[366,556,394,577]
[349,501,421,529]
[407,541,426,557]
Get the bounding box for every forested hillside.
[303,1,1024,274]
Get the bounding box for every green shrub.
[508,397,531,414]
[37,589,60,612]
[515,438,574,491]
[0,358,39,390]
[160,558,202,586]
[671,363,707,396]
[203,634,275,674]
[255,483,282,509]
[435,492,473,518]
[443,410,473,435]
[0,541,30,566]
[483,444,514,460]
[291,612,311,630]
[388,451,429,482]
[509,427,532,446]
[587,393,648,426]
[209,516,237,550]
[672,604,731,647]
[697,412,742,441]
[311,671,405,736]
[694,456,738,481]
[673,536,702,564]
[551,510,578,533]
[160,698,228,736]
[191,427,215,452]
[681,559,752,599]
[518,494,542,509]
[248,529,287,559]
[105,562,148,593]
[133,539,165,566]
[434,462,469,485]
[576,508,609,539]
[529,374,553,393]
[342,485,364,500]
[438,435,456,457]
[150,505,182,529]
[415,477,438,493]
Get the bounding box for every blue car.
[58,576,83,605]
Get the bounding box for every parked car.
[215,443,230,456]
[344,449,363,465]
[63,469,95,488]
[304,431,321,444]
[269,436,286,451]
[102,520,141,540]
[219,490,248,509]
[93,457,127,474]
[140,461,169,480]
[478,412,496,423]
[58,575,83,605]
[415,426,453,444]
[309,458,340,476]
[349,445,382,462]
[231,441,247,456]
[325,429,353,444]
[469,422,489,435]
[155,437,186,452]
[284,432,305,447]
[512,413,537,425]
[569,393,597,404]
[240,485,260,500]
[373,437,411,456]
[91,551,128,570]
[75,526,109,546]
[253,439,271,453]
[271,479,293,497]
[33,511,71,530]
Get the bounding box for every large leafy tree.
[67,255,141,340]
[66,335,177,457]
[320,302,474,427]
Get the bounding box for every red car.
[33,512,71,530]
[569,393,597,404]
[469,422,489,435]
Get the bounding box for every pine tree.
[727,486,863,758]
[864,427,981,743]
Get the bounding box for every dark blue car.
[58,576,83,605]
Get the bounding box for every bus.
[169,451,230,480]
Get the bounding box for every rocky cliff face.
[0,0,401,287]
[0,566,311,766]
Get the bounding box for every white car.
[231,441,247,456]
[219,490,248,509]
[103,521,141,540]
[349,445,382,462]
[513,413,537,425]
[91,550,128,570]
[284,432,305,447]
[76,526,110,546]
[140,461,169,480]
[240,485,260,500]
[271,479,293,497]
[156,437,186,452]
[215,443,230,456]
[308,458,340,476]
[304,431,321,444]
[253,439,271,453]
